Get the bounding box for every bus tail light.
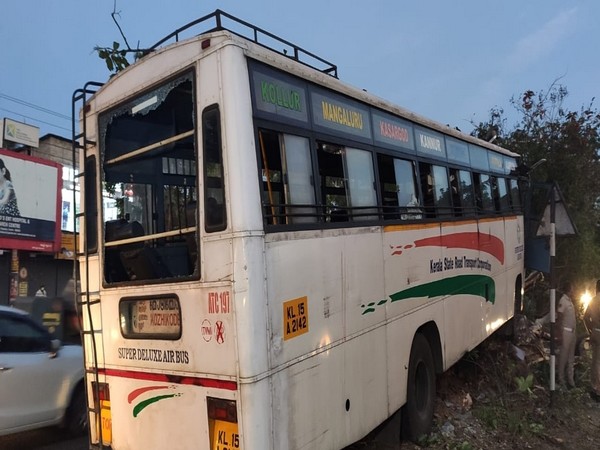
[92,381,112,445]
[92,381,110,402]
[208,397,240,449]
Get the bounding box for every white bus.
[72,10,524,450]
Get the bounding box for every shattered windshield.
[99,72,198,284]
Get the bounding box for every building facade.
[0,130,78,305]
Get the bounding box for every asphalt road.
[0,427,88,450]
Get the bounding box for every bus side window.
[203,106,227,232]
[419,163,435,218]
[345,147,377,221]
[457,169,476,216]
[281,134,316,224]
[317,142,377,223]
[318,142,349,222]
[497,177,511,213]
[449,169,461,216]
[490,176,501,213]
[419,163,451,218]
[475,173,494,214]
[431,165,452,218]
[378,154,421,220]
[509,178,521,212]
[377,154,400,219]
[258,130,316,225]
[258,130,285,225]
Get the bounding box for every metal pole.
[549,187,556,406]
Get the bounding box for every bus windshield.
[98,71,198,284]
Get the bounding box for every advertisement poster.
[0,149,61,252]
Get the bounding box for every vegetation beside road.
[350,322,600,450]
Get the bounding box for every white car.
[0,304,87,436]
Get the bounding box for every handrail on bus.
[146,9,338,78]
[261,201,522,226]
[105,226,196,248]
[104,129,194,166]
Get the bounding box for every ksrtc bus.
[72,10,524,450]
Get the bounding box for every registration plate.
[211,419,240,450]
[98,400,112,445]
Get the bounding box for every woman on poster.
[0,158,20,216]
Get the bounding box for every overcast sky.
[1,0,597,138]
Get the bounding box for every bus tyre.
[401,333,435,442]
[64,385,88,436]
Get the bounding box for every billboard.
[2,118,39,148]
[0,149,62,252]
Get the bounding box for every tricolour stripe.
[97,368,238,391]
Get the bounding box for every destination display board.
[250,63,309,126]
[248,61,514,171]
[310,87,372,142]
[446,137,470,165]
[372,110,415,154]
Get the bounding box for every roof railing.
[147,9,338,78]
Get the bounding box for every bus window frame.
[248,67,522,230]
[254,122,522,229]
[203,105,227,233]
[97,68,200,286]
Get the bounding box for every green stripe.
[361,275,495,315]
[390,274,495,303]
[133,394,178,417]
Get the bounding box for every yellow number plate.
[211,419,240,450]
[98,400,112,445]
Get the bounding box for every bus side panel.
[342,325,388,445]
[265,229,388,449]
[238,378,272,450]
[385,300,444,412]
[264,229,387,363]
[265,232,341,364]
[269,325,389,450]
[383,223,444,409]
[479,218,511,338]
[383,219,507,402]
[267,234,345,449]
[232,236,270,379]
[270,350,345,449]
[342,228,389,445]
[503,216,524,317]
[442,220,490,366]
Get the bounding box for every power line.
[0,92,70,121]
[0,107,71,133]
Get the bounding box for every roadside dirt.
[348,319,600,450]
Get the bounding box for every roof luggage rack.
[147,9,338,78]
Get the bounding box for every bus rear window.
[98,71,198,284]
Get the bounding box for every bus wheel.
[401,333,435,442]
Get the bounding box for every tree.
[94,3,143,76]
[473,84,600,287]
[95,41,131,74]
